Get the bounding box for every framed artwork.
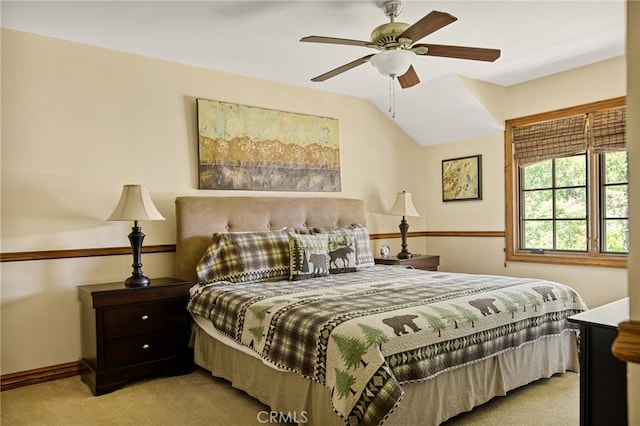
[197,98,341,192]
[442,155,482,202]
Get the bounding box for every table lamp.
[388,191,420,259]
[108,185,165,287]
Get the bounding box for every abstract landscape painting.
[442,154,482,201]
[197,99,341,191]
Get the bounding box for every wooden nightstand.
[78,277,194,395]
[375,254,440,271]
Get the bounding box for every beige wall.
[423,57,628,309]
[0,29,424,374]
[0,27,632,377]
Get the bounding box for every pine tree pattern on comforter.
[188,265,587,426]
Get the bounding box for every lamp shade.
[108,185,165,221]
[370,49,416,77]
[388,191,420,217]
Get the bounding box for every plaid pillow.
[313,223,375,269]
[347,223,375,268]
[196,230,290,284]
[289,233,330,281]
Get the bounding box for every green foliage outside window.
[601,151,629,253]
[521,155,588,252]
[520,151,628,254]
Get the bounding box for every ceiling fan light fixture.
[370,49,416,77]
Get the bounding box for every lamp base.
[397,216,412,260]
[397,251,413,259]
[124,222,150,288]
[125,275,151,288]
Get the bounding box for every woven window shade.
[512,115,588,165]
[590,107,626,152]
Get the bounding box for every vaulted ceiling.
[1,1,625,146]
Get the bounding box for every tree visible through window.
[601,151,629,253]
[505,97,627,268]
[521,154,588,252]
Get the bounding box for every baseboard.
[1,361,81,391]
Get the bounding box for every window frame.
[505,97,627,268]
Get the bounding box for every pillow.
[347,223,375,268]
[325,228,358,274]
[313,223,375,269]
[196,230,290,284]
[289,233,330,281]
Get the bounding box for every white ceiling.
[1,1,625,146]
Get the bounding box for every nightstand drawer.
[103,300,187,337]
[104,328,186,369]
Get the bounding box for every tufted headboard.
[175,196,367,283]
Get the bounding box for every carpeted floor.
[1,367,579,425]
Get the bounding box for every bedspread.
[188,266,586,426]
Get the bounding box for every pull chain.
[388,75,397,119]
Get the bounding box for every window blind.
[590,107,626,152]
[512,115,588,165]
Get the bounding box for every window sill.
[507,251,627,268]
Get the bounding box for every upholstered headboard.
[175,196,367,283]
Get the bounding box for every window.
[505,97,627,267]
[520,154,589,252]
[600,151,629,253]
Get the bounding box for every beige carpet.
[1,368,578,425]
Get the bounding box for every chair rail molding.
[1,231,504,262]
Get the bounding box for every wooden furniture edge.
[613,320,640,364]
[1,361,82,391]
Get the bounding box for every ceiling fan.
[301,0,501,89]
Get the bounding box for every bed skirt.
[191,325,579,426]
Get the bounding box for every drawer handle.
[141,315,149,321]
[142,344,150,350]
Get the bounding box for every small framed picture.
[442,155,482,202]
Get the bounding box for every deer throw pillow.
[288,233,330,281]
[313,227,358,274]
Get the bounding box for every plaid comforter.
[188,266,587,425]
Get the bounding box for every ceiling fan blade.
[398,65,420,89]
[301,36,374,48]
[310,54,375,82]
[414,44,501,62]
[398,11,457,44]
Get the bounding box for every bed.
[175,196,586,426]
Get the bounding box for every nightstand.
[374,254,440,271]
[78,277,194,395]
